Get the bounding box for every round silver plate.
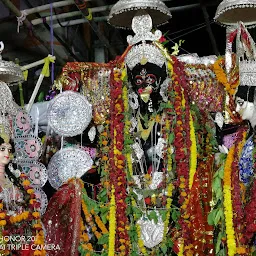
[48,91,92,137]
[47,147,93,190]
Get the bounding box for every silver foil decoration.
[214,0,256,27]
[177,54,217,66]
[128,91,139,110]
[215,112,224,129]
[239,60,256,86]
[33,186,48,215]
[15,159,48,187]
[88,126,96,143]
[14,134,42,160]
[132,175,142,189]
[155,138,166,158]
[129,117,138,132]
[48,91,92,137]
[148,171,164,190]
[108,0,171,29]
[160,78,170,102]
[132,142,144,160]
[0,42,24,84]
[127,14,162,45]
[137,211,165,248]
[47,147,93,190]
[125,43,166,70]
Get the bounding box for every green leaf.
[97,188,107,202]
[160,244,168,254]
[166,238,173,248]
[100,209,109,225]
[148,210,158,224]
[218,165,224,179]
[160,210,168,222]
[213,177,222,192]
[214,209,222,225]
[168,133,174,144]
[171,209,180,222]
[207,209,218,226]
[215,232,222,254]
[97,233,109,245]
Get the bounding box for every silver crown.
[214,0,256,27]
[239,60,256,86]
[125,14,166,70]
[125,43,166,70]
[127,13,162,45]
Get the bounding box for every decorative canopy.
[214,0,256,27]
[108,0,171,29]
[0,41,23,84]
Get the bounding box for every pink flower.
[16,111,30,132]
[138,88,144,94]
[159,36,167,43]
[25,139,40,158]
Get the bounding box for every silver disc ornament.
[47,147,93,190]
[48,91,92,137]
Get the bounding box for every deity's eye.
[135,75,143,85]
[0,147,12,153]
[145,74,156,85]
[236,99,245,107]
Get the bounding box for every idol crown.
[239,60,256,86]
[125,13,166,69]
[125,43,166,70]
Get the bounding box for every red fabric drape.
[43,179,82,256]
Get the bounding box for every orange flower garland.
[213,57,239,96]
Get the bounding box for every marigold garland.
[136,223,148,255]
[223,146,237,256]
[81,195,102,240]
[213,57,239,96]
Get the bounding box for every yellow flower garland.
[223,146,236,256]
[164,182,174,237]
[108,186,116,256]
[178,239,184,256]
[136,223,148,255]
[189,112,197,189]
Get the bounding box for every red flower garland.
[170,56,192,251]
[230,128,248,250]
[109,68,130,255]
